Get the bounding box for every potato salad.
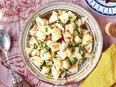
[26,10,93,80]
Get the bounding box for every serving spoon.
[0,30,31,87]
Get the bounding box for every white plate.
[85,0,116,16]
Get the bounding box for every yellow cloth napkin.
[80,44,116,87]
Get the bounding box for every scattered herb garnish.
[45,75,51,79]
[28,44,33,47]
[34,44,38,49]
[50,25,54,29]
[78,43,83,50]
[44,50,48,54]
[42,61,52,68]
[87,47,90,50]
[71,57,78,65]
[68,43,75,50]
[75,24,79,29]
[42,61,47,66]
[36,14,42,17]
[45,27,48,32]
[59,21,65,27]
[31,19,36,24]
[66,20,71,25]
[68,43,74,47]
[42,50,48,57]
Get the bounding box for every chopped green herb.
[68,43,73,47]
[50,25,54,29]
[81,52,85,57]
[31,19,36,24]
[67,57,70,61]
[42,61,46,66]
[71,57,78,65]
[87,47,90,50]
[34,44,38,49]
[45,27,48,32]
[78,43,83,50]
[37,14,41,17]
[44,50,48,54]
[78,43,82,47]
[39,45,43,49]
[75,24,79,29]
[61,69,66,78]
[59,21,65,27]
[74,18,79,22]
[69,16,72,19]
[68,43,75,50]
[66,20,70,25]
[40,41,44,47]
[28,44,33,47]
[42,61,52,68]
[42,50,48,57]
[45,75,51,79]
[48,65,52,68]
[77,29,82,35]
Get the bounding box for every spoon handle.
[2,51,22,85]
[3,51,10,66]
[3,51,31,87]
[0,56,10,69]
[0,55,31,87]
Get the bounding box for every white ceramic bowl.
[20,1,103,85]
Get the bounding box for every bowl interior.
[21,1,103,85]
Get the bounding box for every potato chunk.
[25,47,33,54]
[51,66,60,79]
[49,11,59,23]
[49,42,61,52]
[55,23,64,31]
[59,13,69,24]
[71,51,82,59]
[85,43,93,53]
[60,41,67,52]
[31,56,44,68]
[82,34,92,45]
[41,66,50,74]
[36,31,46,41]
[51,27,62,41]
[31,49,39,56]
[62,59,70,69]
[63,31,73,43]
[36,17,48,26]
[68,11,77,22]
[69,65,78,73]
[38,26,51,35]
[40,49,51,60]
[57,50,68,60]
[74,35,82,43]
[53,58,61,71]
[65,22,75,34]
[29,25,38,36]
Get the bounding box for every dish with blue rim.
[85,0,116,16]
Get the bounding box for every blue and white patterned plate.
[85,0,116,16]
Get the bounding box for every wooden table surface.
[0,0,116,87]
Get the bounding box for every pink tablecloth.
[0,0,116,87]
